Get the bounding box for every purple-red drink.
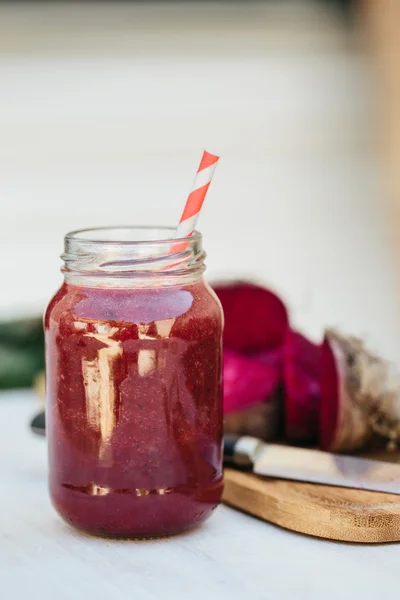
[45,280,223,537]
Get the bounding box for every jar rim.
[66,226,202,246]
[62,226,205,286]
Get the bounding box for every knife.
[31,411,45,437]
[224,433,400,495]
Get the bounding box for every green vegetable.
[0,317,44,390]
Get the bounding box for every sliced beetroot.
[283,330,321,442]
[319,336,339,451]
[212,282,289,354]
[223,348,282,414]
[320,331,372,452]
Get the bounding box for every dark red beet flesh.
[223,348,282,414]
[212,282,289,355]
[283,330,322,442]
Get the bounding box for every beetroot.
[214,279,397,452]
[283,330,321,443]
[319,336,339,451]
[319,331,372,452]
[212,282,288,354]
[223,348,282,414]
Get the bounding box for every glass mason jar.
[45,227,224,538]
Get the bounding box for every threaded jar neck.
[62,226,206,287]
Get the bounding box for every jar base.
[50,479,223,539]
[62,519,209,541]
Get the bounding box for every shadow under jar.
[45,227,224,538]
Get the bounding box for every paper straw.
[174,150,219,239]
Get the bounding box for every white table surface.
[1,389,399,600]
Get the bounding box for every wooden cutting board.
[223,468,400,543]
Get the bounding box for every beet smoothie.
[45,228,223,537]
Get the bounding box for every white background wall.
[1,1,400,362]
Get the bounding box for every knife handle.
[224,434,264,469]
[224,434,241,464]
[31,411,46,437]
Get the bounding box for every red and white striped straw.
[174,150,219,239]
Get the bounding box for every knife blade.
[224,434,400,495]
